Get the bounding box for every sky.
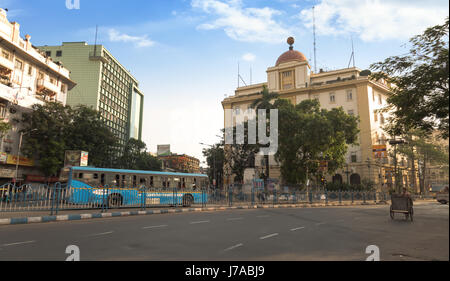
[2,0,449,166]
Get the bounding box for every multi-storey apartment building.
[222,37,406,191]
[37,42,144,154]
[0,8,76,183]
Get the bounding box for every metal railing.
[3,182,430,217]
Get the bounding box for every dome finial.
[287,37,294,50]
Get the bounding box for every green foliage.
[117,138,161,171]
[274,99,359,185]
[370,18,449,139]
[21,102,119,176]
[202,142,225,187]
[0,120,12,136]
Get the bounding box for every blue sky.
[2,0,449,165]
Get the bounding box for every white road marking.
[190,220,210,224]
[290,227,305,231]
[88,231,114,237]
[224,243,243,252]
[260,233,279,240]
[227,217,244,221]
[2,240,36,247]
[142,225,168,229]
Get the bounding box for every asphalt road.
[0,202,448,261]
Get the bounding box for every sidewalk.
[0,199,396,226]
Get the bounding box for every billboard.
[373,145,387,158]
[157,145,171,156]
[64,150,89,167]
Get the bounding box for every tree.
[224,121,259,184]
[117,138,161,171]
[370,18,449,139]
[21,102,119,177]
[274,99,359,186]
[66,105,118,168]
[202,142,224,188]
[21,102,72,177]
[250,85,279,182]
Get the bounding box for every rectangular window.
[28,65,33,76]
[378,94,382,105]
[329,93,335,103]
[45,51,51,57]
[14,59,23,70]
[374,112,378,122]
[56,50,62,57]
[347,90,353,101]
[351,152,357,163]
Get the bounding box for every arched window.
[350,173,361,185]
[332,174,343,184]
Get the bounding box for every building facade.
[222,37,412,192]
[0,9,76,183]
[159,154,200,174]
[36,42,144,152]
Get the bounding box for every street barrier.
[3,182,430,217]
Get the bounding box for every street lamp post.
[14,129,37,185]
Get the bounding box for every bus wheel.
[182,194,194,207]
[108,194,123,208]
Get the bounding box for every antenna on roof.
[93,25,98,56]
[312,6,317,73]
[347,36,356,68]
[237,61,247,87]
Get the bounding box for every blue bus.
[61,166,209,208]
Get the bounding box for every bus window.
[182,178,185,189]
[133,175,137,187]
[115,175,120,187]
[167,178,171,188]
[163,178,166,188]
[150,176,154,188]
[79,173,83,179]
[94,173,98,179]
[193,178,197,190]
[121,175,126,188]
[139,177,147,187]
[101,174,105,186]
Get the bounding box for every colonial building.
[0,8,76,183]
[159,154,200,174]
[222,37,408,192]
[37,42,144,156]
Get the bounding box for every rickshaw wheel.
[409,207,414,222]
[390,206,394,220]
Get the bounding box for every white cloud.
[108,29,155,48]
[299,0,449,42]
[242,52,255,61]
[191,0,291,43]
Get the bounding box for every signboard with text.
[64,150,89,167]
[373,145,387,158]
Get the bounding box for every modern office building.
[0,8,76,183]
[37,42,144,153]
[221,37,412,191]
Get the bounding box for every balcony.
[89,51,108,63]
[36,79,59,96]
[0,55,14,73]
